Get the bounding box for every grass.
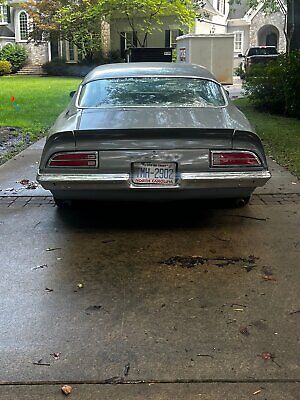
[234,98,300,178]
[0,76,81,164]
[0,76,81,137]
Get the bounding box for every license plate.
[132,162,177,185]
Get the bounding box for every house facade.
[0,1,77,65]
[0,0,286,69]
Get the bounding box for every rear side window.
[248,47,278,56]
[78,77,226,108]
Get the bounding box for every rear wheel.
[233,196,251,208]
[53,197,73,208]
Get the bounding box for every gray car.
[37,62,271,207]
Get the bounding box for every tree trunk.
[289,0,300,50]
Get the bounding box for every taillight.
[211,151,261,167]
[48,151,98,167]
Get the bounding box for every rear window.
[78,77,226,108]
[247,47,278,56]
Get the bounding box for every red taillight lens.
[48,152,98,167]
[211,151,261,167]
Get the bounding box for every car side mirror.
[70,90,76,98]
[238,53,244,58]
[225,89,230,96]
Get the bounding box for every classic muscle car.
[37,62,271,207]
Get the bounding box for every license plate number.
[132,163,177,185]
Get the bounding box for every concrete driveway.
[0,140,299,399]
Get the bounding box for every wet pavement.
[0,140,299,399]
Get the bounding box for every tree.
[101,0,196,48]
[23,0,105,61]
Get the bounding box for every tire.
[234,196,251,208]
[53,197,73,208]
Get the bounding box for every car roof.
[83,62,217,84]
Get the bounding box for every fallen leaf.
[33,359,50,366]
[261,351,272,360]
[262,275,277,282]
[77,283,84,289]
[46,247,61,252]
[124,362,130,376]
[45,288,54,293]
[239,326,250,336]
[61,385,72,396]
[19,179,30,185]
[85,305,102,314]
[31,264,48,271]
[50,352,61,360]
[253,389,262,395]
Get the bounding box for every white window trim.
[0,4,8,25]
[233,31,244,53]
[216,0,226,15]
[16,10,29,42]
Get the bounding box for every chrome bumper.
[37,170,271,191]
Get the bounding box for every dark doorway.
[266,32,278,47]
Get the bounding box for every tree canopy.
[22,0,196,59]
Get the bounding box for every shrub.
[42,60,95,77]
[0,60,12,76]
[243,52,300,118]
[42,51,123,77]
[0,44,28,73]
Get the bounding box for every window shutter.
[7,6,11,23]
[165,30,170,47]
[120,32,125,57]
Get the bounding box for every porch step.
[15,65,46,76]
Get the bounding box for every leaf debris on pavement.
[50,352,61,360]
[45,287,54,293]
[262,275,278,282]
[253,389,262,395]
[61,385,72,396]
[31,264,48,271]
[239,326,250,336]
[124,362,130,376]
[257,352,281,367]
[19,179,38,190]
[46,247,61,252]
[33,359,50,366]
[85,305,102,314]
[160,255,258,269]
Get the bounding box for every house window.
[0,4,9,24]
[120,31,138,57]
[19,12,29,41]
[165,29,183,48]
[67,41,77,62]
[217,0,225,15]
[234,32,243,52]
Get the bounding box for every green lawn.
[0,76,81,138]
[234,98,300,178]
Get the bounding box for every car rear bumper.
[37,170,271,198]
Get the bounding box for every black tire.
[234,196,251,208]
[53,197,73,208]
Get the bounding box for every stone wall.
[19,42,49,65]
[250,11,286,52]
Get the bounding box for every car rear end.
[37,67,271,203]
